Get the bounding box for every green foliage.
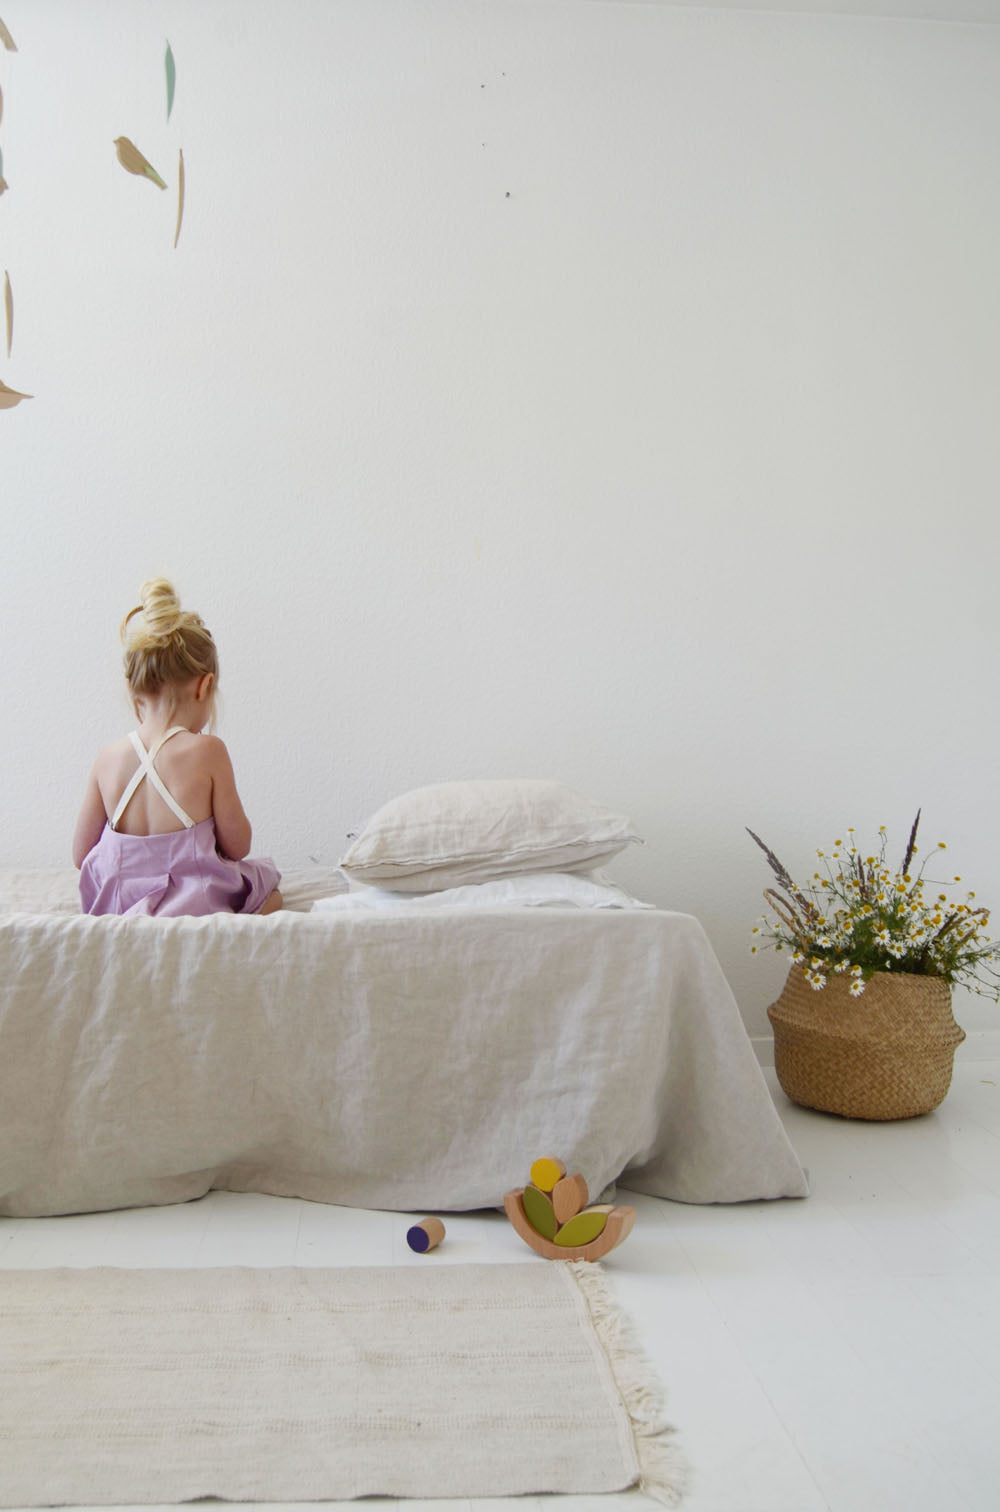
[748,813,1000,1000]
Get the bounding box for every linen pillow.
[338,780,642,892]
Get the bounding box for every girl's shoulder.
[184,732,231,761]
[93,735,136,774]
[163,733,235,778]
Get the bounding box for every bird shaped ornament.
[0,377,31,409]
[504,1157,635,1261]
[113,136,167,190]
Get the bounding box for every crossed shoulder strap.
[111,727,197,831]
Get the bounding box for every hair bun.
[139,578,182,638]
[121,577,183,648]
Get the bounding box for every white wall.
[3,0,999,1041]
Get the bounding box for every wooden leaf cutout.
[522,1184,558,1241]
[0,378,32,409]
[114,136,167,190]
[165,41,176,120]
[552,1173,589,1225]
[174,148,185,247]
[4,270,11,358]
[553,1206,612,1248]
[0,16,17,51]
[0,144,7,196]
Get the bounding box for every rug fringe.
[567,1261,690,1507]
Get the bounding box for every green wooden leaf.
[553,1209,609,1248]
[522,1185,558,1241]
[165,41,176,120]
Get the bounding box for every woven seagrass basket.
[768,966,965,1120]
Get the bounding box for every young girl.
[74,578,282,917]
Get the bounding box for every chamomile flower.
[748,815,1000,1000]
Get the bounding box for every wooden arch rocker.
[503,1157,636,1261]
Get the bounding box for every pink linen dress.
[78,728,280,918]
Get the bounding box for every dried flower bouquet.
[748,810,1000,1000]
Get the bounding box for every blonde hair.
[120,578,218,719]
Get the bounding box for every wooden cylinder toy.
[406,1217,446,1253]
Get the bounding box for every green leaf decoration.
[522,1185,558,1241]
[165,41,176,120]
[553,1208,609,1248]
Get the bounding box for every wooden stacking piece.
[553,1205,613,1248]
[406,1217,445,1253]
[529,1156,566,1193]
[522,1184,558,1240]
[551,1173,589,1225]
[504,1189,636,1262]
[505,1155,636,1261]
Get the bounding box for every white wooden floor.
[2,1063,998,1512]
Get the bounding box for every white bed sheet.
[314,869,654,912]
[0,869,807,1218]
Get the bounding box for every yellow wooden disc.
[529,1156,566,1193]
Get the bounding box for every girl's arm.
[73,766,109,867]
[205,738,253,861]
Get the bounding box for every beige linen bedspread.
[0,871,807,1217]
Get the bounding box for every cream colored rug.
[0,1262,686,1507]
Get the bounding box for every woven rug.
[0,1262,686,1507]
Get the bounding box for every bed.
[0,864,807,1219]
